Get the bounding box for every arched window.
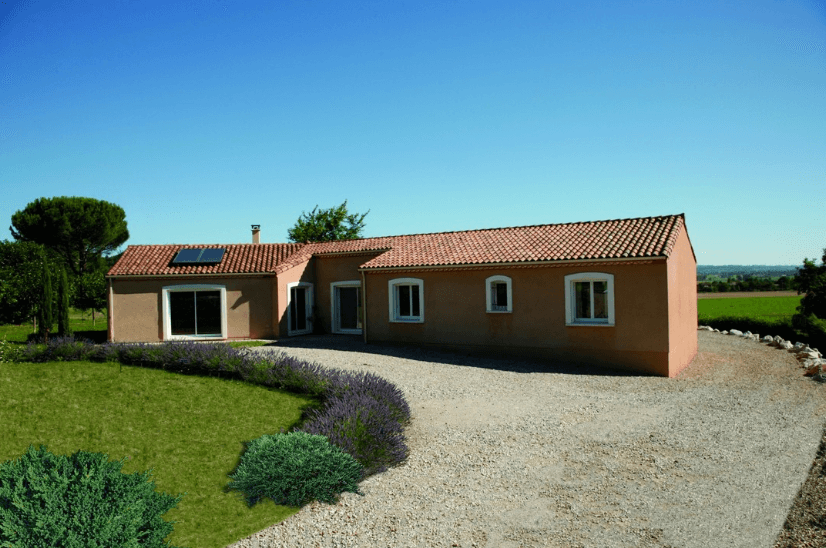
[485,275,512,313]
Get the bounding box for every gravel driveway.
[228,331,826,548]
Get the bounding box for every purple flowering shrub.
[17,336,99,363]
[12,338,411,480]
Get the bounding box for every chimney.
[251,225,260,244]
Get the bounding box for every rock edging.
[698,325,825,382]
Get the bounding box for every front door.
[288,283,313,336]
[334,284,362,333]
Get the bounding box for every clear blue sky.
[2,0,824,266]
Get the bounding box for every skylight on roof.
[172,248,226,265]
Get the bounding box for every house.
[106,213,697,377]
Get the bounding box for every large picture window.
[388,278,424,323]
[162,285,227,340]
[564,273,614,326]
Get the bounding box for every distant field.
[697,291,798,300]
[697,294,801,324]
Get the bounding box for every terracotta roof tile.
[107,243,304,276]
[108,214,687,276]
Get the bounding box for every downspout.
[107,278,114,342]
[361,270,368,344]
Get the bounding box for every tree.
[57,267,71,337]
[794,249,826,319]
[287,200,369,243]
[0,240,49,325]
[10,196,129,278]
[72,262,108,326]
[38,259,54,341]
[777,276,790,290]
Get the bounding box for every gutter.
[105,272,276,279]
[357,255,667,272]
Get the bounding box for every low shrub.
[0,336,20,364]
[300,391,409,476]
[226,431,363,507]
[299,369,410,475]
[0,444,185,548]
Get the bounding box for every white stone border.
[698,325,825,381]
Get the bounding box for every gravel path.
[227,331,826,548]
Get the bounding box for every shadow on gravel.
[257,334,650,378]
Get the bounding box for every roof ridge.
[323,213,686,242]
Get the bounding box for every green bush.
[226,431,363,507]
[792,313,826,351]
[0,445,186,548]
[0,337,19,363]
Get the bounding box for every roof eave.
[358,255,668,272]
[106,272,276,279]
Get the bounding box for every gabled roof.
[107,214,689,277]
[107,243,304,276]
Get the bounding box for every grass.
[698,295,801,324]
[0,308,108,343]
[0,358,321,548]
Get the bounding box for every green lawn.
[697,295,802,324]
[0,308,109,343]
[0,358,320,548]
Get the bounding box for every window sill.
[390,318,424,323]
[486,310,512,314]
[565,322,614,327]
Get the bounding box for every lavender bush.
[11,338,411,485]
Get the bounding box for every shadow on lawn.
[259,334,650,378]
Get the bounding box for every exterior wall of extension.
[361,261,675,376]
[666,225,699,377]
[274,258,316,338]
[108,276,276,342]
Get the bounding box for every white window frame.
[485,275,512,313]
[330,280,362,334]
[388,277,424,323]
[162,284,228,341]
[287,281,314,336]
[564,272,615,326]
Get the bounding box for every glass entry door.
[332,282,362,334]
[288,283,313,335]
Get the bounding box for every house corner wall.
[274,257,316,338]
[667,224,698,377]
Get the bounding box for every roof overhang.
[106,272,275,279]
[358,255,667,272]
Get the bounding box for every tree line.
[697,275,799,293]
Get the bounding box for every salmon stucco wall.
[274,258,315,338]
[109,276,275,342]
[363,261,673,375]
[666,224,698,376]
